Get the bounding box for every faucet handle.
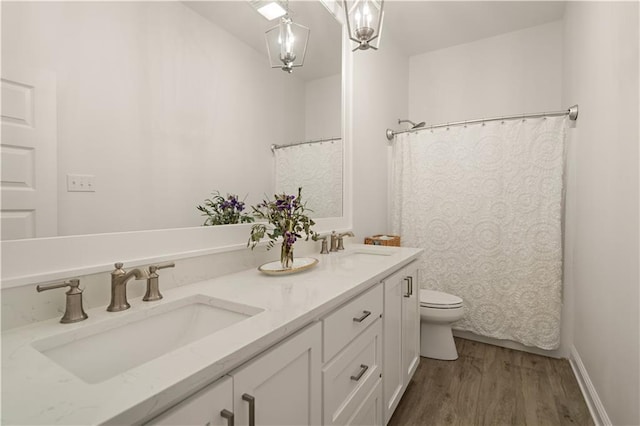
[37,279,78,293]
[315,236,330,254]
[321,239,329,254]
[148,261,175,274]
[37,279,88,323]
[144,262,175,302]
[330,231,339,252]
[337,232,355,250]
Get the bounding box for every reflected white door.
[1,64,57,240]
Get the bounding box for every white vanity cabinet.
[144,260,422,426]
[382,262,420,424]
[146,322,322,426]
[322,283,384,426]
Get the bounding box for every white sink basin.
[346,247,396,257]
[32,295,263,384]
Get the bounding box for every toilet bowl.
[420,289,464,361]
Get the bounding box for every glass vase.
[280,243,294,269]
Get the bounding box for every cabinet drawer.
[322,319,382,426]
[323,283,383,361]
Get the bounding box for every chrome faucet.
[337,231,355,250]
[107,262,148,312]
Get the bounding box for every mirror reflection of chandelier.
[264,2,310,73]
[343,0,384,51]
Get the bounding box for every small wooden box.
[364,235,401,247]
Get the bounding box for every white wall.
[351,37,409,240]
[2,1,306,236]
[305,73,341,141]
[409,21,563,123]
[562,2,639,425]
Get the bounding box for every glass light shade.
[265,16,310,73]
[343,0,384,51]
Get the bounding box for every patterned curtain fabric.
[274,139,343,218]
[391,117,566,350]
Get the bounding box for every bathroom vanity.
[1,244,422,425]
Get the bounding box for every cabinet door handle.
[350,364,369,381]
[408,276,414,296]
[404,278,411,297]
[242,394,255,426]
[220,409,234,426]
[352,310,371,323]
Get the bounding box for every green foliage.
[248,187,317,251]
[197,191,254,226]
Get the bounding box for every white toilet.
[419,289,464,360]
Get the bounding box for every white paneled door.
[1,64,57,240]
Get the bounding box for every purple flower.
[284,231,297,247]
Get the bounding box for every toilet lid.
[420,289,463,308]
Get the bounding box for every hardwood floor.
[388,338,594,426]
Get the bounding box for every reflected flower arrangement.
[197,192,254,226]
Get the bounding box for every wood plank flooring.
[388,338,594,426]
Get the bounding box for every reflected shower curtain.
[391,117,566,349]
[274,139,343,218]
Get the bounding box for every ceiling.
[382,1,566,56]
[184,1,342,81]
[184,1,566,80]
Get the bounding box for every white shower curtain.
[274,139,343,218]
[391,116,566,350]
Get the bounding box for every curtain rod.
[271,136,341,152]
[385,105,579,141]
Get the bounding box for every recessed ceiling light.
[257,2,287,20]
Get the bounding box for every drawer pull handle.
[242,394,255,426]
[352,310,371,323]
[404,277,411,297]
[220,409,234,426]
[350,364,369,381]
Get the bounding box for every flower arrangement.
[197,192,254,226]
[248,188,317,269]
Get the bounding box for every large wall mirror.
[1,0,351,286]
[1,0,343,240]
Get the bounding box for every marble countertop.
[2,244,422,425]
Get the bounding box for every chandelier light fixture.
[265,2,310,73]
[343,0,384,51]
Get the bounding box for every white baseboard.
[569,345,612,426]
